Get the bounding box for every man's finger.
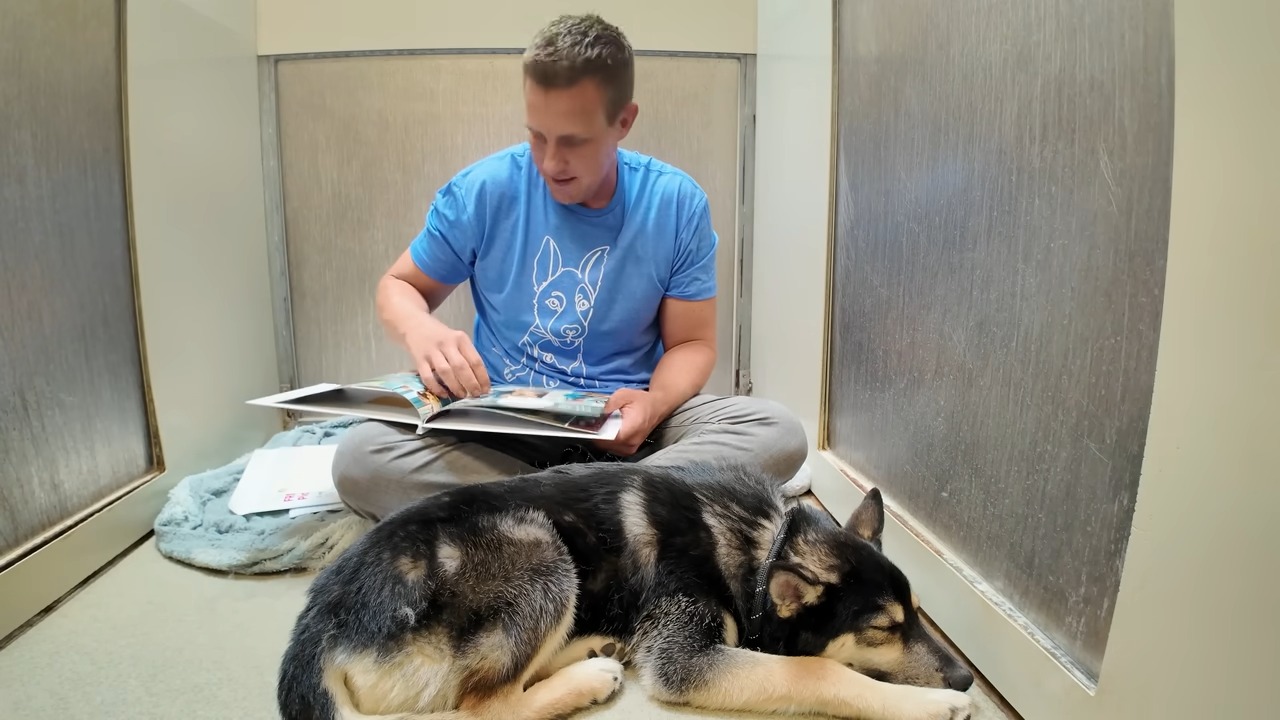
[603,389,634,415]
[601,417,640,455]
[415,361,439,394]
[444,346,484,397]
[429,351,464,398]
[418,361,451,399]
[458,342,491,395]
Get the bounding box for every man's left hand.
[593,388,664,457]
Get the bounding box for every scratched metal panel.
[274,54,742,395]
[827,0,1173,679]
[0,0,154,560]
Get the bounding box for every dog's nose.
[945,666,974,692]
[561,325,581,337]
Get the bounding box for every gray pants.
[331,393,809,521]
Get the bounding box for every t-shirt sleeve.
[407,180,477,285]
[666,196,718,301]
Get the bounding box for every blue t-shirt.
[408,143,718,393]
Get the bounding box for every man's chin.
[547,186,582,204]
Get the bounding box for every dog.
[277,462,976,720]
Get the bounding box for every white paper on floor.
[227,444,341,516]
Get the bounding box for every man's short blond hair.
[522,14,635,123]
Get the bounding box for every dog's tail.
[278,625,467,720]
[322,664,467,720]
[277,619,340,720]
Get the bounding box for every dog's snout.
[945,665,974,692]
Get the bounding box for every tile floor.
[0,534,1013,720]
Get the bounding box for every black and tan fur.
[277,462,975,720]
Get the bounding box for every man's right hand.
[376,247,491,399]
[404,316,491,399]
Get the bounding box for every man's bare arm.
[376,249,489,397]
[648,295,718,418]
[376,249,456,347]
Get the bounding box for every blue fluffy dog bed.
[152,417,373,574]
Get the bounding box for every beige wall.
[751,1,1280,718]
[0,0,280,640]
[748,0,830,448]
[1092,0,1279,714]
[127,0,282,475]
[257,0,756,55]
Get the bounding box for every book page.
[448,385,610,417]
[347,371,442,417]
[423,408,622,440]
[345,372,612,420]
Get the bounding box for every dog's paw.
[585,639,627,663]
[532,635,629,689]
[572,656,625,706]
[548,634,628,670]
[894,688,973,720]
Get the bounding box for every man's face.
[524,76,637,209]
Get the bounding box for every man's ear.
[846,488,885,550]
[615,101,639,137]
[767,562,825,619]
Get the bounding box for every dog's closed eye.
[856,618,906,649]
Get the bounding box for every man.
[332,14,808,521]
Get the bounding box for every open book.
[248,371,622,440]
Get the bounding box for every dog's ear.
[767,562,825,618]
[578,246,608,297]
[846,488,885,549]
[533,235,562,290]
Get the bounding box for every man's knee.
[673,394,807,481]
[329,421,543,520]
[732,395,808,477]
[330,421,401,518]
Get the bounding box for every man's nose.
[543,145,565,171]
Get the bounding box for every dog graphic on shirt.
[501,236,608,389]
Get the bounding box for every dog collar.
[743,499,800,647]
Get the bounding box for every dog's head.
[765,489,974,692]
[531,236,607,348]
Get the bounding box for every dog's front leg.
[643,648,973,720]
[630,596,973,720]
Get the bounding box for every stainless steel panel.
[0,0,154,560]
[828,0,1173,679]
[273,53,743,395]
